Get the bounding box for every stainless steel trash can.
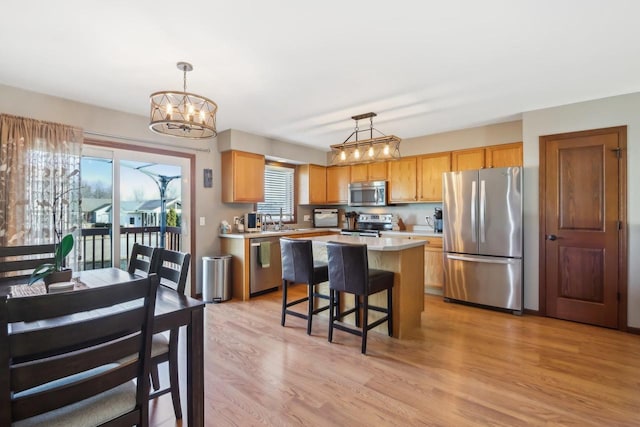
[202,255,232,303]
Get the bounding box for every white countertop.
[309,234,425,251]
[218,228,340,239]
[218,228,443,240]
[380,230,443,238]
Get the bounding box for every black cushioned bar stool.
[280,237,331,335]
[326,241,394,354]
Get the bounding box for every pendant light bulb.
[354,146,360,159]
[340,148,346,161]
[383,142,390,155]
[368,144,375,157]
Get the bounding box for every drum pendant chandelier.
[149,62,218,139]
[330,112,401,165]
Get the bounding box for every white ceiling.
[2,0,640,150]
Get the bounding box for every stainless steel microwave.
[348,181,387,206]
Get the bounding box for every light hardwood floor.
[150,291,640,426]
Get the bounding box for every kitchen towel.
[260,241,271,268]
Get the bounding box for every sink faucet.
[263,213,278,231]
[278,207,284,231]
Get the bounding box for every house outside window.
[256,163,295,223]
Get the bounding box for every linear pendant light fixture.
[149,62,218,139]
[330,112,401,165]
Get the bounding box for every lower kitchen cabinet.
[410,236,444,295]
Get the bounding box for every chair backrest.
[0,244,56,287]
[326,242,369,295]
[127,243,160,276]
[0,274,159,426]
[280,238,314,284]
[157,249,190,295]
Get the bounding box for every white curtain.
[0,114,83,269]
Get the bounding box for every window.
[257,163,295,223]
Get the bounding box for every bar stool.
[326,241,394,354]
[280,237,330,335]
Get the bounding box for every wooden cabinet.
[452,142,523,171]
[451,147,485,171]
[298,164,326,204]
[221,150,265,203]
[388,157,417,203]
[326,165,350,204]
[350,162,387,182]
[417,152,451,201]
[410,236,444,295]
[486,142,522,168]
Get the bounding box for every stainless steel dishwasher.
[249,236,282,295]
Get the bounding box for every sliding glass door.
[80,146,190,270]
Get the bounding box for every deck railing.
[80,226,182,270]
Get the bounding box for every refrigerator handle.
[479,179,486,243]
[471,180,477,242]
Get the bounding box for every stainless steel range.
[340,213,393,237]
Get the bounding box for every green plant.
[28,234,74,285]
[167,207,178,227]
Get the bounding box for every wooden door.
[451,147,485,171]
[540,126,626,329]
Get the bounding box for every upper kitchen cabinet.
[417,152,451,201]
[221,150,265,203]
[486,142,522,168]
[388,157,417,203]
[452,142,523,171]
[298,164,327,204]
[451,147,485,171]
[350,161,388,183]
[326,165,350,204]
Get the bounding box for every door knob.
[546,234,557,241]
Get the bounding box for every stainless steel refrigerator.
[442,166,523,313]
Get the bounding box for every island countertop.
[308,234,426,251]
[308,234,425,339]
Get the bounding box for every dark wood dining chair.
[0,244,55,293]
[127,242,160,276]
[326,241,394,354]
[0,274,159,426]
[148,249,191,419]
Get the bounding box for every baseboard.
[524,308,540,316]
[627,326,640,335]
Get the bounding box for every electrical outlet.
[199,216,206,226]
[303,215,311,222]
[233,216,239,224]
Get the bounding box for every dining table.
[10,267,206,427]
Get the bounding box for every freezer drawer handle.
[446,254,518,265]
[250,242,261,247]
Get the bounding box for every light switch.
[304,215,311,222]
[199,216,206,226]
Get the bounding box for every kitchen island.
[308,235,425,339]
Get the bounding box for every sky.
[81,157,182,201]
